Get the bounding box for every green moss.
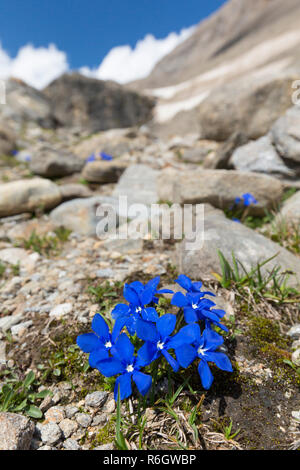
[247,316,289,349]
[91,417,116,448]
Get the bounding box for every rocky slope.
[131,0,300,136]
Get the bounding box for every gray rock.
[50,196,126,237]
[0,341,6,364]
[292,411,300,423]
[158,168,283,216]
[44,406,65,423]
[0,412,34,450]
[176,209,300,287]
[59,419,78,438]
[287,324,300,339]
[0,178,62,217]
[63,438,81,450]
[95,268,115,279]
[82,161,128,183]
[30,147,84,178]
[230,135,295,178]
[181,144,217,163]
[93,443,114,450]
[37,422,62,445]
[271,106,300,165]
[203,132,248,169]
[65,406,79,419]
[0,314,23,332]
[292,349,300,366]
[113,164,159,206]
[44,73,154,134]
[49,303,72,319]
[59,183,93,201]
[85,391,108,408]
[76,413,92,428]
[197,75,297,141]
[275,190,300,225]
[0,78,56,129]
[0,121,16,156]
[11,320,33,337]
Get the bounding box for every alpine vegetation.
[77,274,233,401]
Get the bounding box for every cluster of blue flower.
[85,152,113,163]
[77,275,232,401]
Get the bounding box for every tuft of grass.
[216,250,300,304]
[18,228,71,257]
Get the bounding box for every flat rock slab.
[271,105,300,165]
[113,164,159,206]
[50,196,127,237]
[230,135,295,178]
[0,412,34,450]
[275,190,300,225]
[82,160,128,183]
[158,169,283,216]
[0,248,39,272]
[176,210,300,287]
[29,148,84,178]
[0,178,62,217]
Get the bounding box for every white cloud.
[0,43,69,89]
[0,26,195,89]
[80,26,195,84]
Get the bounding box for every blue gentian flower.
[86,153,96,163]
[171,292,228,331]
[11,150,18,156]
[112,277,172,335]
[136,314,197,372]
[235,193,258,207]
[100,152,113,161]
[77,313,120,368]
[232,217,241,223]
[25,155,31,162]
[176,325,233,389]
[96,333,152,400]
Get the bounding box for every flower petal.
[136,342,157,367]
[175,344,197,368]
[202,328,224,350]
[111,303,130,320]
[136,319,159,342]
[156,314,176,338]
[113,333,134,363]
[123,284,139,305]
[162,349,179,372]
[205,352,233,372]
[198,360,214,389]
[76,333,100,353]
[168,323,200,349]
[133,371,152,396]
[171,292,189,308]
[114,373,132,400]
[183,307,198,323]
[175,274,192,291]
[142,307,159,323]
[140,287,155,306]
[96,358,123,377]
[91,314,110,341]
[89,347,109,368]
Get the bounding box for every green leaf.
[35,390,52,399]
[26,405,43,419]
[53,368,61,377]
[23,371,35,388]
[115,386,128,450]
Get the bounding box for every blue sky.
[0,0,227,88]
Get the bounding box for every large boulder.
[0,120,16,155]
[275,190,300,225]
[44,73,154,133]
[29,146,84,178]
[271,106,300,168]
[158,169,283,215]
[113,164,159,206]
[176,209,300,287]
[197,75,297,141]
[0,178,62,217]
[230,135,295,178]
[50,196,126,237]
[0,78,57,129]
[0,412,34,450]
[81,160,128,183]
